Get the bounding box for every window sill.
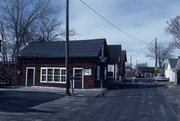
[40,81,66,84]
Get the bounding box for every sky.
[55,0,180,67]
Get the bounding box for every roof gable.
[168,59,178,69]
[19,39,106,58]
[121,50,127,62]
[175,57,180,71]
[108,45,122,63]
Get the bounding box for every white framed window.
[60,68,66,83]
[47,69,53,82]
[108,65,114,78]
[40,67,66,83]
[54,69,60,82]
[41,69,47,82]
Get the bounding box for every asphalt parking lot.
[0,87,64,113]
[0,87,105,121]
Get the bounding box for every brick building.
[17,39,109,89]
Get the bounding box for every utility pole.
[135,60,137,69]
[65,0,70,95]
[155,38,158,77]
[130,55,132,68]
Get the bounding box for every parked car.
[155,76,169,82]
[0,75,10,86]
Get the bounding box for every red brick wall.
[18,57,100,89]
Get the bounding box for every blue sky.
[56,0,180,66]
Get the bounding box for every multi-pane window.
[41,68,66,83]
[41,69,47,82]
[54,69,60,82]
[47,69,53,82]
[61,69,66,82]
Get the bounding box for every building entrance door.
[26,67,35,86]
[73,68,83,89]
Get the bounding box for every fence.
[0,62,18,86]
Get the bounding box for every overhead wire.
[78,0,156,62]
[132,40,154,57]
[79,0,148,44]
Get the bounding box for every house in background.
[165,58,178,83]
[125,66,135,78]
[121,50,127,81]
[136,67,155,78]
[107,45,122,83]
[18,39,109,89]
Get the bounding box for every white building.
[165,59,178,83]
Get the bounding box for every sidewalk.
[0,86,107,97]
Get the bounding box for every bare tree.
[0,0,69,61]
[0,20,9,61]
[166,16,180,49]
[146,41,175,68]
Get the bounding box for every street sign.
[155,67,159,71]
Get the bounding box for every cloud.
[65,0,180,66]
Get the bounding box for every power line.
[79,0,148,43]
[79,0,156,63]
[133,47,147,57]
[132,40,154,56]
[133,51,147,59]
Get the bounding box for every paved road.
[0,80,179,121]
[63,81,179,121]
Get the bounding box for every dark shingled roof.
[175,57,180,71]
[108,45,121,63]
[19,39,106,58]
[138,67,155,73]
[169,59,178,69]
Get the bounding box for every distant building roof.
[121,50,127,62]
[19,39,106,58]
[126,66,135,72]
[108,45,121,63]
[137,67,155,73]
[169,59,178,69]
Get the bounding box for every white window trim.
[26,67,35,86]
[40,67,66,84]
[108,65,114,78]
[60,68,66,83]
